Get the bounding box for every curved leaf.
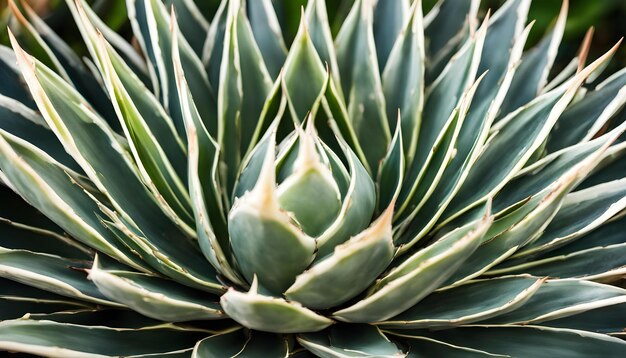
[220,281,333,334]
[88,256,224,322]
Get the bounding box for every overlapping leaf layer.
[1,0,626,356]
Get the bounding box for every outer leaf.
[373,0,409,71]
[487,243,626,281]
[376,116,404,213]
[0,319,207,357]
[193,329,289,358]
[173,29,244,286]
[0,46,35,107]
[441,43,620,223]
[0,94,79,172]
[0,130,142,270]
[335,0,390,173]
[10,36,222,292]
[89,256,224,322]
[424,0,479,62]
[411,21,533,241]
[395,74,484,250]
[499,0,568,117]
[379,276,543,329]
[411,325,626,357]
[407,13,485,180]
[247,0,287,79]
[298,325,405,358]
[0,186,91,260]
[545,302,626,334]
[400,336,507,357]
[13,1,119,127]
[127,0,214,137]
[382,1,424,163]
[441,140,612,287]
[511,179,626,259]
[0,249,117,306]
[494,126,625,213]
[483,280,626,325]
[164,0,209,55]
[547,69,626,153]
[304,0,342,94]
[218,1,273,192]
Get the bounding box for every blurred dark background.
[1,0,625,76]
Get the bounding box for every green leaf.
[193,329,289,358]
[486,243,626,281]
[373,0,409,71]
[411,21,533,241]
[0,95,79,172]
[0,194,92,259]
[0,319,207,357]
[401,12,488,215]
[423,2,476,84]
[395,74,484,250]
[218,1,273,193]
[127,0,214,138]
[544,215,626,256]
[70,0,149,83]
[547,69,626,153]
[424,0,479,63]
[0,249,117,306]
[0,46,35,107]
[77,12,195,231]
[202,0,227,89]
[333,206,491,323]
[304,0,342,95]
[379,276,543,329]
[10,37,222,292]
[483,280,626,325]
[298,325,404,357]
[164,0,209,55]
[399,336,506,357]
[410,325,626,358]
[228,136,315,293]
[283,13,327,122]
[15,2,119,129]
[335,0,390,174]
[0,130,142,269]
[498,0,568,117]
[0,278,91,320]
[545,302,626,334]
[247,0,287,79]
[88,256,224,322]
[28,307,164,329]
[381,1,424,164]
[376,116,404,213]
[220,279,333,334]
[316,137,376,257]
[285,205,394,309]
[441,145,609,287]
[172,29,243,286]
[578,142,626,190]
[277,127,342,237]
[511,179,626,260]
[493,127,623,213]
[441,43,620,224]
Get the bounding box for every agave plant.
[1,0,626,356]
